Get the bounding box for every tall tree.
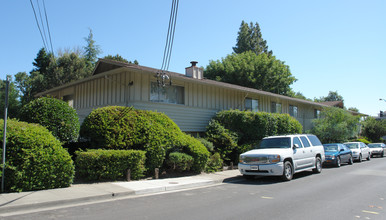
[83,28,101,66]
[361,117,386,142]
[204,51,296,95]
[233,21,272,56]
[314,91,344,102]
[0,76,21,118]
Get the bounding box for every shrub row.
[206,109,303,163]
[0,119,74,192]
[166,152,193,172]
[75,149,146,181]
[80,106,209,173]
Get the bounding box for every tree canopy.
[103,54,139,65]
[0,76,21,118]
[311,107,360,143]
[83,29,102,66]
[314,91,344,102]
[361,117,386,142]
[233,21,272,56]
[204,51,296,95]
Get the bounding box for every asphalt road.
[3,157,386,220]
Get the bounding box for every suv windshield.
[259,137,291,149]
[345,143,359,149]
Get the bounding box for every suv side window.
[293,137,304,148]
[300,136,311,148]
[307,135,322,146]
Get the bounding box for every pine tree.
[233,21,272,56]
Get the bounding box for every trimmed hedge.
[206,110,303,163]
[19,97,80,143]
[0,119,75,192]
[205,153,223,173]
[166,152,193,171]
[80,106,209,173]
[75,149,146,181]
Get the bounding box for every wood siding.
[48,68,321,132]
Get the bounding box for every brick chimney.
[185,61,203,79]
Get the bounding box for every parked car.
[344,142,371,162]
[239,134,325,181]
[323,143,353,167]
[368,143,385,158]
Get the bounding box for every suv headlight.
[268,155,281,163]
[239,155,246,163]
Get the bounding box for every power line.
[42,0,54,55]
[29,0,48,51]
[158,0,179,87]
[37,0,49,51]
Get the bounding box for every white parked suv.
[239,134,325,181]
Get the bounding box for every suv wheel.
[367,153,371,161]
[282,161,293,181]
[313,157,322,173]
[358,154,362,163]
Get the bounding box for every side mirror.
[293,144,299,149]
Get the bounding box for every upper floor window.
[245,98,259,112]
[289,105,298,118]
[150,82,184,104]
[271,102,282,113]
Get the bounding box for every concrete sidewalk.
[0,169,241,215]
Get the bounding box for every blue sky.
[1,0,385,116]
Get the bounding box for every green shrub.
[19,97,80,143]
[80,106,209,173]
[166,152,194,172]
[176,135,210,173]
[361,117,386,142]
[206,110,303,164]
[75,149,146,181]
[206,120,238,163]
[0,119,75,192]
[205,153,223,173]
[196,138,214,152]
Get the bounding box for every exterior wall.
[46,68,322,133]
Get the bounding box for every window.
[293,137,304,148]
[150,82,184,104]
[314,109,321,118]
[307,135,322,146]
[271,102,282,113]
[289,105,298,118]
[245,98,259,112]
[300,136,311,148]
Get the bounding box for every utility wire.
[37,0,49,51]
[30,0,48,51]
[42,0,54,56]
[160,0,179,72]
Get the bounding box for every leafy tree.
[103,54,139,65]
[348,107,359,112]
[0,76,21,118]
[288,91,312,101]
[233,21,272,56]
[361,117,386,142]
[83,28,102,66]
[315,91,344,102]
[204,51,296,95]
[310,107,360,143]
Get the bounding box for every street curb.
[0,190,134,215]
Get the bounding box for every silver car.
[368,143,385,158]
[344,142,371,162]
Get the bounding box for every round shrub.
[166,152,193,172]
[80,106,209,173]
[19,97,80,143]
[0,119,75,192]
